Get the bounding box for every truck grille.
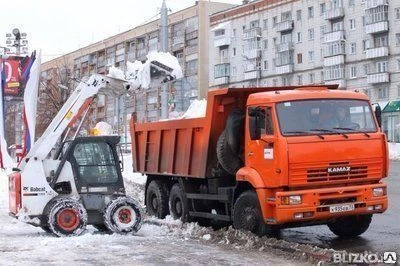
[289,158,383,185]
[307,162,368,182]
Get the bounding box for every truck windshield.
[276,99,377,136]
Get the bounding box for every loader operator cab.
[52,136,125,195]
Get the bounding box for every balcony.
[365,21,389,34]
[367,72,389,84]
[365,46,389,59]
[324,30,345,43]
[323,41,346,57]
[172,36,184,51]
[365,0,388,9]
[214,76,230,86]
[276,42,293,53]
[276,20,294,32]
[323,55,345,67]
[324,8,345,20]
[243,27,261,40]
[214,35,231,47]
[244,70,261,80]
[275,64,294,75]
[243,49,261,59]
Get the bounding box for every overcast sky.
[0,0,242,62]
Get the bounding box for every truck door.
[246,106,278,183]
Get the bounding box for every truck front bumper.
[265,183,388,225]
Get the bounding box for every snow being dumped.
[108,51,183,91]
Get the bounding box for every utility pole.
[160,0,169,119]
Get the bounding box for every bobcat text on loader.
[8,55,179,237]
[131,85,388,237]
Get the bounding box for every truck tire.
[217,130,244,175]
[226,109,245,155]
[327,214,372,238]
[232,190,278,237]
[103,196,143,234]
[47,198,87,237]
[146,180,169,219]
[169,183,190,222]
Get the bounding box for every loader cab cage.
[50,136,124,189]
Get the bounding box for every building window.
[297,53,303,64]
[320,25,327,37]
[362,16,366,26]
[350,43,357,54]
[378,87,388,99]
[263,40,268,49]
[349,19,356,30]
[297,32,302,43]
[273,37,277,45]
[320,3,326,15]
[242,25,246,30]
[263,19,268,29]
[308,51,315,62]
[308,28,314,40]
[395,8,400,20]
[308,6,314,19]
[297,75,303,85]
[296,10,302,21]
[263,60,268,70]
[375,35,388,47]
[396,33,400,46]
[186,59,198,76]
[376,61,388,73]
[214,63,230,78]
[273,16,277,27]
[233,29,236,37]
[250,20,260,29]
[363,64,370,76]
[233,48,236,56]
[309,73,315,84]
[350,66,357,78]
[349,0,355,7]
[362,39,370,51]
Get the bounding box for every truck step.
[186,193,230,202]
[189,211,231,221]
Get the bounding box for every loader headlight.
[372,187,386,197]
[281,195,302,205]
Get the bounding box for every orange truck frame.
[130,85,388,237]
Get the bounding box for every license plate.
[329,204,355,213]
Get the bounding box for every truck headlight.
[281,195,302,205]
[372,187,386,197]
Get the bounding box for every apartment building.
[39,0,234,138]
[209,0,400,141]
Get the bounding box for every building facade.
[39,1,234,139]
[209,0,400,141]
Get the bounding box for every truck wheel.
[233,190,278,237]
[169,184,190,222]
[327,214,372,238]
[103,197,143,234]
[217,130,244,175]
[47,198,87,237]
[146,180,169,218]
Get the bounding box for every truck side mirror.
[248,107,264,140]
[375,105,382,128]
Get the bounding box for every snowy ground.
[0,155,334,265]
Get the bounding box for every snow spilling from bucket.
[93,122,113,136]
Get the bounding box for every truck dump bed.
[130,86,337,179]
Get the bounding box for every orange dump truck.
[130,86,388,237]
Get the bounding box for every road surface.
[280,160,400,254]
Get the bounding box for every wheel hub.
[57,208,79,231]
[118,208,132,224]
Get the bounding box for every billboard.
[1,55,30,97]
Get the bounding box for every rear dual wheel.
[169,184,190,222]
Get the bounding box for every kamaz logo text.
[327,166,351,173]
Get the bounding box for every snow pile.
[180,99,207,119]
[93,122,113,135]
[388,142,400,160]
[108,51,183,91]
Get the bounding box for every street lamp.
[6,28,28,56]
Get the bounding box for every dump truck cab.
[241,87,388,229]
